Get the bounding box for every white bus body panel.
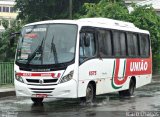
[78,59,132,97]
[78,58,152,97]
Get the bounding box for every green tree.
[15,0,100,23]
[0,20,22,61]
[79,0,128,20]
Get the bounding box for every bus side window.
[113,31,121,57]
[139,34,150,57]
[79,32,96,63]
[127,33,139,57]
[98,29,112,57]
[112,31,126,57]
[120,32,126,56]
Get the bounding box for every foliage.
[1,19,9,29]
[15,0,100,23]
[0,20,22,61]
[81,0,128,20]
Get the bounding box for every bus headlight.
[15,74,24,83]
[60,71,74,83]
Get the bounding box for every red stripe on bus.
[16,72,61,78]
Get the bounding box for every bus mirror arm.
[10,32,20,46]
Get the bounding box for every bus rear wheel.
[119,79,135,97]
[31,97,44,104]
[80,83,95,103]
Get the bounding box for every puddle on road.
[0,94,124,112]
[0,92,139,113]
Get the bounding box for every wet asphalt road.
[0,77,160,117]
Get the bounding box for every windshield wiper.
[51,36,58,64]
[26,37,45,65]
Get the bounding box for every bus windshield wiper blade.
[51,36,58,64]
[26,37,45,65]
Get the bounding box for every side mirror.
[84,35,90,47]
[10,32,20,46]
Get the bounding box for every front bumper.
[14,79,78,98]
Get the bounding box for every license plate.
[35,94,48,98]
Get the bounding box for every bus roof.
[24,18,149,34]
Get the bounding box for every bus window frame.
[138,33,150,58]
[126,32,140,58]
[79,27,98,65]
[111,30,129,58]
[96,28,113,58]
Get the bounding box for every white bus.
[12,18,152,103]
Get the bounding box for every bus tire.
[31,97,44,104]
[119,78,136,97]
[80,83,95,103]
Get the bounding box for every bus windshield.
[16,24,77,65]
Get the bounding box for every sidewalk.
[0,85,15,98]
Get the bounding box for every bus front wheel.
[31,97,44,104]
[80,83,95,103]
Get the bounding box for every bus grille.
[26,79,58,85]
[30,88,55,94]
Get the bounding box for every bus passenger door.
[78,28,114,97]
[78,29,102,97]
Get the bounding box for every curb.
[0,88,15,98]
